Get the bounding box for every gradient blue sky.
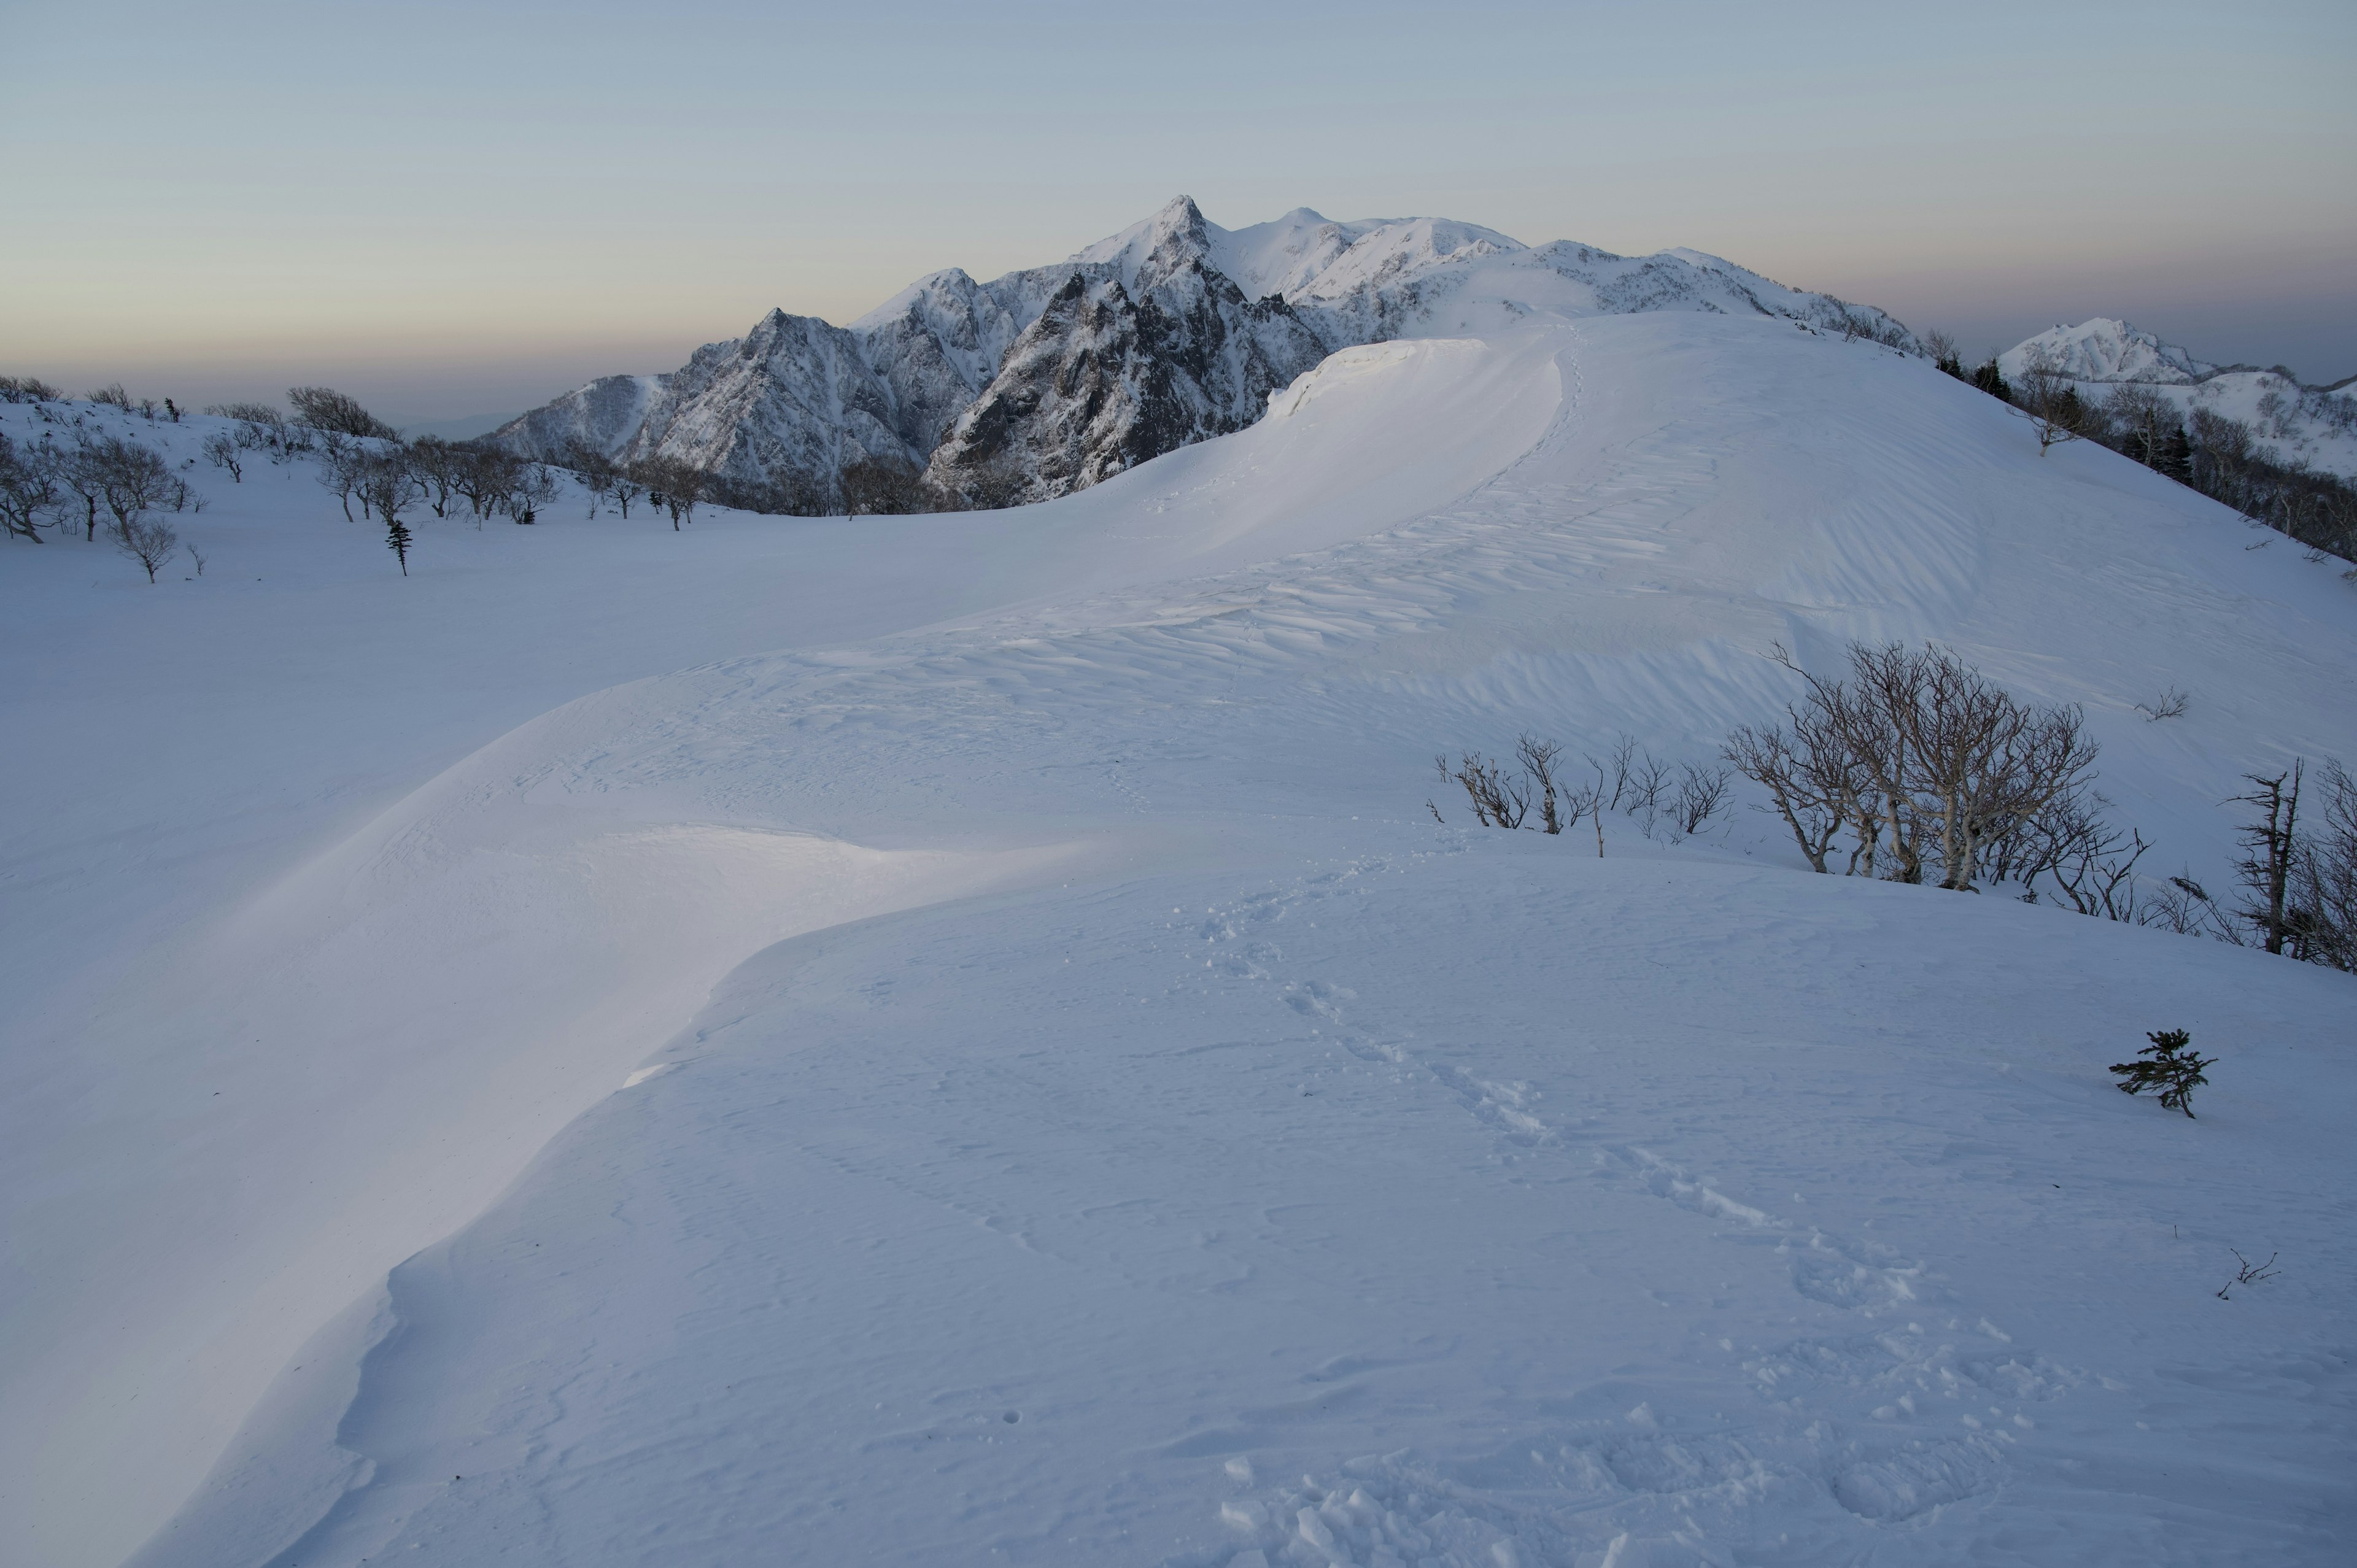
[5,0,2351,423]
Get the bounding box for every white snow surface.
[2002,318,2357,479]
[4,313,2355,1568]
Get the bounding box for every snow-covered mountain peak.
[500,198,1924,509]
[2000,317,2217,385]
[848,266,984,333]
[1072,194,1214,291]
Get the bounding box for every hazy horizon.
[6,1,2351,420]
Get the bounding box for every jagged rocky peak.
[495,196,1924,513]
[923,226,1331,509]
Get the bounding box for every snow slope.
[4,312,2355,1568]
[2002,318,2357,479]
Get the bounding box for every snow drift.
[3,293,2354,1568]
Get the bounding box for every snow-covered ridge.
[9,308,2357,1568]
[2002,317,2357,479]
[497,196,1918,508]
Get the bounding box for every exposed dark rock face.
[495,195,1919,512]
[925,229,1331,508]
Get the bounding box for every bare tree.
[1671,762,1733,835]
[0,433,61,543]
[356,451,422,574]
[88,382,134,411]
[56,441,110,540]
[2013,349,2096,456]
[508,461,561,524]
[2002,787,2148,917]
[89,437,177,538]
[1515,733,1567,835]
[610,465,643,520]
[563,439,619,517]
[110,516,179,582]
[406,436,463,517]
[449,442,526,525]
[2104,384,2183,469]
[201,429,244,481]
[287,385,397,439]
[1754,643,2098,890]
[840,455,934,516]
[2231,764,2304,954]
[315,431,367,520]
[633,455,706,529]
[2287,760,2357,971]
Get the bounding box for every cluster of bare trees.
[2151,760,2357,971]
[309,430,563,573]
[1,428,204,578]
[1716,641,2357,970]
[1434,732,1732,853]
[0,376,64,403]
[1725,642,2126,901]
[562,443,706,528]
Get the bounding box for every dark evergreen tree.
[2110,1029,2214,1118]
[2154,425,2193,483]
[1970,358,2011,402]
[386,516,414,575]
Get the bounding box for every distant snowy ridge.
[496,196,1919,509]
[2002,317,2357,479]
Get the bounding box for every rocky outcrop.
[924,210,1332,508]
[497,196,1923,512]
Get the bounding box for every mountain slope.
[496,196,1919,508]
[9,311,2355,1567]
[2003,317,2357,479]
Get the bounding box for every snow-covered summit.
[497,197,1919,509]
[2002,318,2357,479]
[2001,317,2218,385]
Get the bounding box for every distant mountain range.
[2000,317,2357,479]
[493,196,1916,510]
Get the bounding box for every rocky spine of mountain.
[493,197,1921,512]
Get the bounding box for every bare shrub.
[88,382,134,411]
[1672,762,1733,835]
[0,433,61,543]
[201,429,244,481]
[1441,751,1530,829]
[2135,687,2189,721]
[1745,643,2099,892]
[1515,733,1567,835]
[109,516,179,582]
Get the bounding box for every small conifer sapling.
[2110,1029,2214,1118]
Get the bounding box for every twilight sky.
[4,0,2351,426]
